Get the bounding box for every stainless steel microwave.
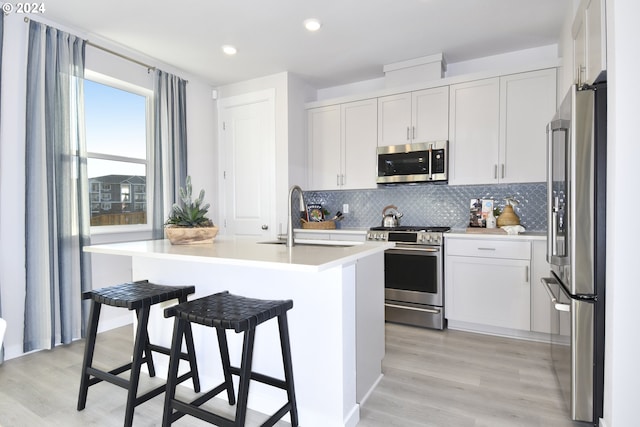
[376,141,448,184]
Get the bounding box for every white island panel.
[85,237,389,427]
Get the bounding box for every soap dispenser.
[486,210,497,228]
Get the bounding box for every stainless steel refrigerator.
[541,76,606,425]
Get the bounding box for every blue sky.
[84,79,147,178]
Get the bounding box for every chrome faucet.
[287,185,306,247]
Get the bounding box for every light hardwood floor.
[0,323,585,427]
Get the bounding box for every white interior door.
[219,90,275,238]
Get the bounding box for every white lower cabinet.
[446,238,531,331]
[445,236,554,338]
[530,239,553,334]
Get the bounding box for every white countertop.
[85,236,393,273]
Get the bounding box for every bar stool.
[162,291,298,427]
[77,280,201,427]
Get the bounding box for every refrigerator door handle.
[546,119,570,264]
[541,277,570,312]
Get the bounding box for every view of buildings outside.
[84,77,149,227]
[88,175,146,226]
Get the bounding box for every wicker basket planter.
[165,226,219,245]
[301,220,336,230]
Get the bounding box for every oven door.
[384,246,442,307]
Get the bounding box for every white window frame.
[84,70,154,234]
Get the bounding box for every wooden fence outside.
[90,211,147,226]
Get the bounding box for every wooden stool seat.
[77,280,200,427]
[162,291,298,427]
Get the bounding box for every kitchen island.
[84,237,392,427]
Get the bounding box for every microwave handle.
[428,143,433,180]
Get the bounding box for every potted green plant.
[164,176,218,244]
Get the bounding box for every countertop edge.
[85,238,393,273]
[446,231,546,241]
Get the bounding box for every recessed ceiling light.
[222,45,237,55]
[303,18,322,32]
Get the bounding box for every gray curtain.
[0,11,4,363]
[24,21,91,351]
[152,70,188,239]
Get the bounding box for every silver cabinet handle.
[261,224,269,230]
[525,265,529,283]
[501,163,505,179]
[477,247,496,251]
[336,174,340,186]
[385,303,440,314]
[412,126,416,140]
[406,126,410,140]
[494,164,498,179]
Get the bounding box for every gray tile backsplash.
[305,182,547,231]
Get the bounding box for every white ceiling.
[43,0,572,89]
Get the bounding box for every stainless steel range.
[367,226,449,330]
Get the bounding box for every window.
[84,72,151,229]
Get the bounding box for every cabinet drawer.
[446,239,531,259]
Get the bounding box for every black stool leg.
[138,308,156,378]
[278,312,299,427]
[124,306,151,427]
[162,317,185,427]
[235,328,256,427]
[178,295,200,393]
[77,300,102,411]
[216,328,236,405]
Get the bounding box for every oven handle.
[387,246,440,253]
[541,277,570,312]
[385,303,441,314]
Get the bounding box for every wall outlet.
[342,203,349,214]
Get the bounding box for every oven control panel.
[366,230,443,246]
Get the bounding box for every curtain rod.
[23,17,156,73]
[86,41,156,73]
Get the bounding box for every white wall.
[316,44,562,101]
[604,1,640,426]
[0,13,28,361]
[0,14,217,360]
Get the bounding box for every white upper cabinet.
[499,68,557,183]
[448,78,500,185]
[573,0,607,85]
[308,105,341,190]
[377,86,449,147]
[341,99,378,189]
[449,69,556,185]
[308,99,378,191]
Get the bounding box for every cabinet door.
[448,78,500,185]
[499,69,557,183]
[586,0,606,82]
[377,92,411,147]
[573,14,587,85]
[530,240,556,334]
[573,0,606,85]
[412,86,449,142]
[341,99,378,190]
[308,105,341,190]
[446,255,531,330]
